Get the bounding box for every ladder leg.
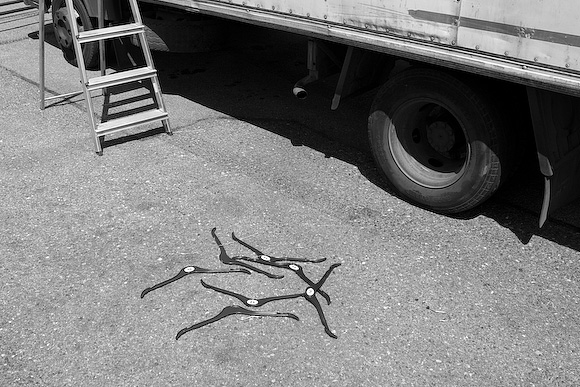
[150,73,172,135]
[38,0,45,110]
[64,0,103,154]
[131,0,171,136]
[161,118,172,135]
[136,32,172,135]
[86,89,103,155]
[97,0,105,96]
[155,80,172,135]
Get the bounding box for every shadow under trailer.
[36,0,580,227]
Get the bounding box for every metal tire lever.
[211,228,284,279]
[277,262,332,304]
[232,257,332,305]
[303,262,342,339]
[231,232,326,264]
[313,263,342,290]
[175,305,299,340]
[140,265,251,298]
[201,263,341,339]
[304,287,337,339]
[200,279,303,307]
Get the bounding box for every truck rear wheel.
[52,0,99,68]
[368,68,510,213]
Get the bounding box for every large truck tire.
[368,68,512,213]
[51,0,99,68]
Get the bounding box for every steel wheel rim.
[54,7,84,49]
[387,99,471,189]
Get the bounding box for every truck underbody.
[40,0,580,226]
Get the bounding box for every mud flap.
[527,87,580,227]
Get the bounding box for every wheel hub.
[54,8,72,48]
[426,121,455,153]
[53,7,83,49]
[387,101,470,189]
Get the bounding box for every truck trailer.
[33,0,580,226]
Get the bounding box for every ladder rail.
[38,0,86,109]
[127,0,143,25]
[38,0,45,110]
[135,32,170,126]
[63,0,101,152]
[97,0,105,78]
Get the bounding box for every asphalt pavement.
[1,4,580,386]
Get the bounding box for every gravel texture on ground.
[1,9,580,386]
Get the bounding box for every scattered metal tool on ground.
[211,227,284,279]
[175,305,299,340]
[231,231,326,264]
[232,233,330,305]
[200,279,303,307]
[140,265,251,298]
[142,228,341,339]
[200,262,341,338]
[229,232,332,304]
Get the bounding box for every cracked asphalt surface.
[1,4,580,386]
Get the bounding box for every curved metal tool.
[211,228,284,279]
[230,232,332,304]
[175,305,299,340]
[303,263,341,339]
[201,279,303,307]
[263,261,332,305]
[201,262,342,338]
[140,265,251,298]
[231,232,326,264]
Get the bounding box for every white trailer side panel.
[145,0,580,95]
[192,0,580,72]
[219,0,462,43]
[457,0,580,72]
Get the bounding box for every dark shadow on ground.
[151,22,580,251]
[32,21,580,251]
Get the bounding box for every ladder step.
[87,67,157,91]
[96,109,169,136]
[78,23,144,44]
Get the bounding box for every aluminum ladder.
[38,0,171,155]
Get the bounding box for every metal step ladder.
[38,0,171,155]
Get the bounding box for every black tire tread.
[368,67,511,213]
